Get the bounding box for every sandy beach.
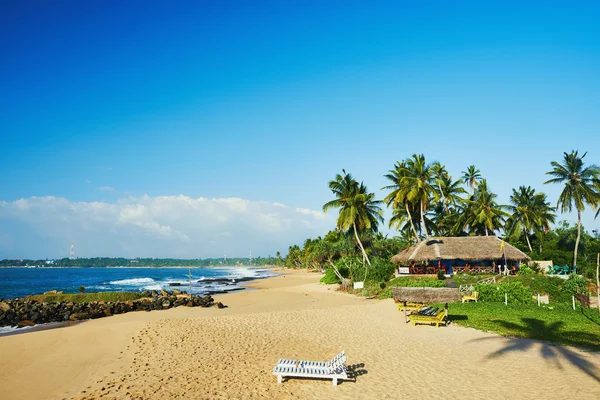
[0,269,598,399]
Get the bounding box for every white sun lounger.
[277,350,345,368]
[273,351,348,386]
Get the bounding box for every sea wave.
[108,277,155,285]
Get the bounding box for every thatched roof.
[391,236,530,264]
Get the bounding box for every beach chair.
[273,351,348,386]
[462,291,479,303]
[559,266,570,275]
[409,307,448,328]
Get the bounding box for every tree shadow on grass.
[580,307,600,327]
[470,318,600,383]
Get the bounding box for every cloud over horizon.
[0,195,332,259]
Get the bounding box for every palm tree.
[383,161,420,242]
[323,170,384,267]
[461,165,482,193]
[400,154,436,239]
[544,151,600,266]
[452,180,508,236]
[506,186,557,252]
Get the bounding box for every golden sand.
[0,269,598,399]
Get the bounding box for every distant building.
[45,259,55,265]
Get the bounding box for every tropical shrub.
[518,266,536,275]
[320,265,350,284]
[475,282,534,304]
[561,274,588,296]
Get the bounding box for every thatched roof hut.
[391,236,530,265]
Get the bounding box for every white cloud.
[97,186,116,192]
[295,207,327,220]
[0,195,333,259]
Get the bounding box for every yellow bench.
[409,309,447,328]
[462,291,479,303]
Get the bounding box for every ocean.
[0,266,276,300]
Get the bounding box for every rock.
[168,282,182,286]
[162,300,171,308]
[171,289,182,295]
[69,313,90,321]
[0,301,10,312]
[43,290,58,295]
[160,289,170,297]
[215,302,226,309]
[18,319,35,327]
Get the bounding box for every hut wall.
[392,287,461,303]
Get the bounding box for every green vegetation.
[475,281,534,304]
[28,292,147,303]
[445,302,600,351]
[544,150,600,267]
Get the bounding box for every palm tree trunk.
[524,228,533,252]
[437,182,449,212]
[574,210,581,267]
[353,222,371,266]
[485,227,489,236]
[405,202,420,242]
[420,201,429,238]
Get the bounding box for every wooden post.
[505,293,508,306]
[572,295,576,311]
[537,293,540,307]
[404,301,408,323]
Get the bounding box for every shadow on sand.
[344,363,368,384]
[469,318,599,383]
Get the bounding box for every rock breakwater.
[0,291,224,328]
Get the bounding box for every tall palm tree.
[383,161,420,242]
[453,180,508,236]
[461,165,482,193]
[323,170,384,266]
[431,162,449,211]
[400,154,436,239]
[544,151,600,266]
[506,186,557,252]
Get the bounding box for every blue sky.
[1,1,599,258]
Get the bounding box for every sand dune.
[0,269,598,399]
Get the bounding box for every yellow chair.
[462,291,479,303]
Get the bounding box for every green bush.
[518,266,536,275]
[365,258,396,284]
[513,275,567,302]
[320,265,349,284]
[475,281,534,304]
[437,269,445,280]
[561,274,588,296]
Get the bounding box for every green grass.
[443,302,600,351]
[375,276,446,299]
[28,292,147,303]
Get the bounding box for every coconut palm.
[452,180,508,236]
[544,150,600,266]
[461,165,482,193]
[400,154,436,239]
[383,161,420,242]
[505,186,557,252]
[323,170,384,266]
